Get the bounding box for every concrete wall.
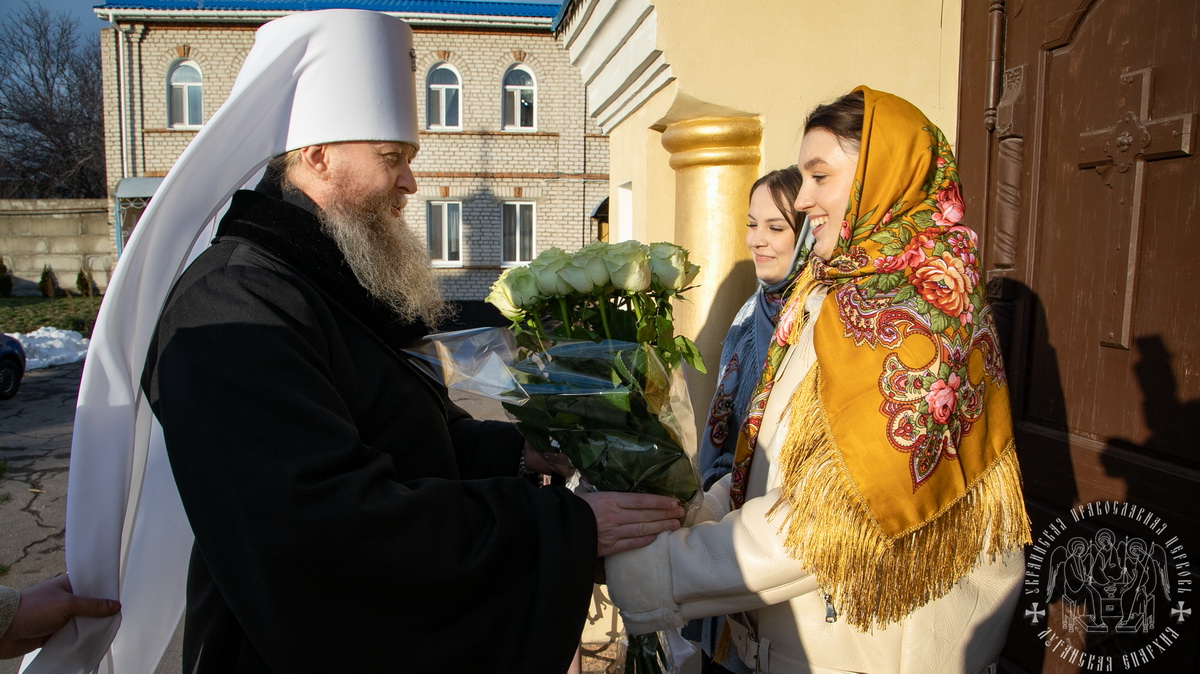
[0,200,114,296]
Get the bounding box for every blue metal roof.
[94,0,561,18]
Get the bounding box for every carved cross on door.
[1077,68,1196,349]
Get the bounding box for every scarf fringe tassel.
[764,365,1031,631]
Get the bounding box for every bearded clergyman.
[30,10,682,674]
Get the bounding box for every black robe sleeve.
[446,401,527,479]
[144,241,597,673]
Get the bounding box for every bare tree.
[0,1,105,198]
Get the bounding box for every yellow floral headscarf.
[730,87,1030,630]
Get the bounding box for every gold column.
[661,117,761,431]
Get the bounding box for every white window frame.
[501,202,535,265]
[427,201,463,267]
[426,64,462,131]
[501,65,536,132]
[167,60,203,128]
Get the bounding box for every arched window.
[168,61,203,127]
[426,64,461,130]
[502,65,535,131]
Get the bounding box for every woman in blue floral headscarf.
[697,167,809,488]
[690,167,808,674]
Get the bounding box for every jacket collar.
[214,187,430,349]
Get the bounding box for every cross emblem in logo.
[1025,602,1046,625]
[1172,602,1191,624]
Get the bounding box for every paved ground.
[0,362,104,674]
[0,362,681,673]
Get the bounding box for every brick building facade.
[98,2,608,304]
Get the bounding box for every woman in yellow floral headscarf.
[605,87,1030,674]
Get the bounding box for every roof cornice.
[94,8,553,29]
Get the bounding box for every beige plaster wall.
[602,80,679,246]
[654,0,963,170]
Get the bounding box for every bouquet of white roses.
[485,241,705,373]
[408,241,706,673]
[491,240,705,674]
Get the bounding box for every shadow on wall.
[690,257,757,426]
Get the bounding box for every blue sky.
[23,0,109,30]
[27,0,563,35]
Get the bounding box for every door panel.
[959,0,1199,670]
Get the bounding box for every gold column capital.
[662,117,762,170]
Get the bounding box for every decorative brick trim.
[144,128,200,135]
[492,50,545,83]
[411,26,548,37]
[417,130,559,138]
[414,172,609,180]
[157,44,210,73]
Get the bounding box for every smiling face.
[794,128,859,261]
[746,183,798,284]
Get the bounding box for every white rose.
[486,266,540,320]
[648,242,691,291]
[528,247,576,297]
[506,266,542,308]
[559,246,611,294]
[602,240,651,292]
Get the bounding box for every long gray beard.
[317,189,449,327]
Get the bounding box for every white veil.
[22,10,419,672]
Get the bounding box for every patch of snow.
[5,327,89,370]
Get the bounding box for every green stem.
[630,292,645,324]
[556,296,573,339]
[597,293,613,342]
[526,315,546,352]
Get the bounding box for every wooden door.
[958,0,1199,671]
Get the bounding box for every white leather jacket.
[606,288,1024,673]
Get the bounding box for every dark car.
[0,334,26,399]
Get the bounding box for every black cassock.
[143,188,596,673]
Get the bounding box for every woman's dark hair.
[750,166,803,233]
[804,89,865,153]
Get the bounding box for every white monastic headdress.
[23,10,418,673]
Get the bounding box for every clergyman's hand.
[521,443,574,479]
[0,575,121,659]
[578,491,683,557]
